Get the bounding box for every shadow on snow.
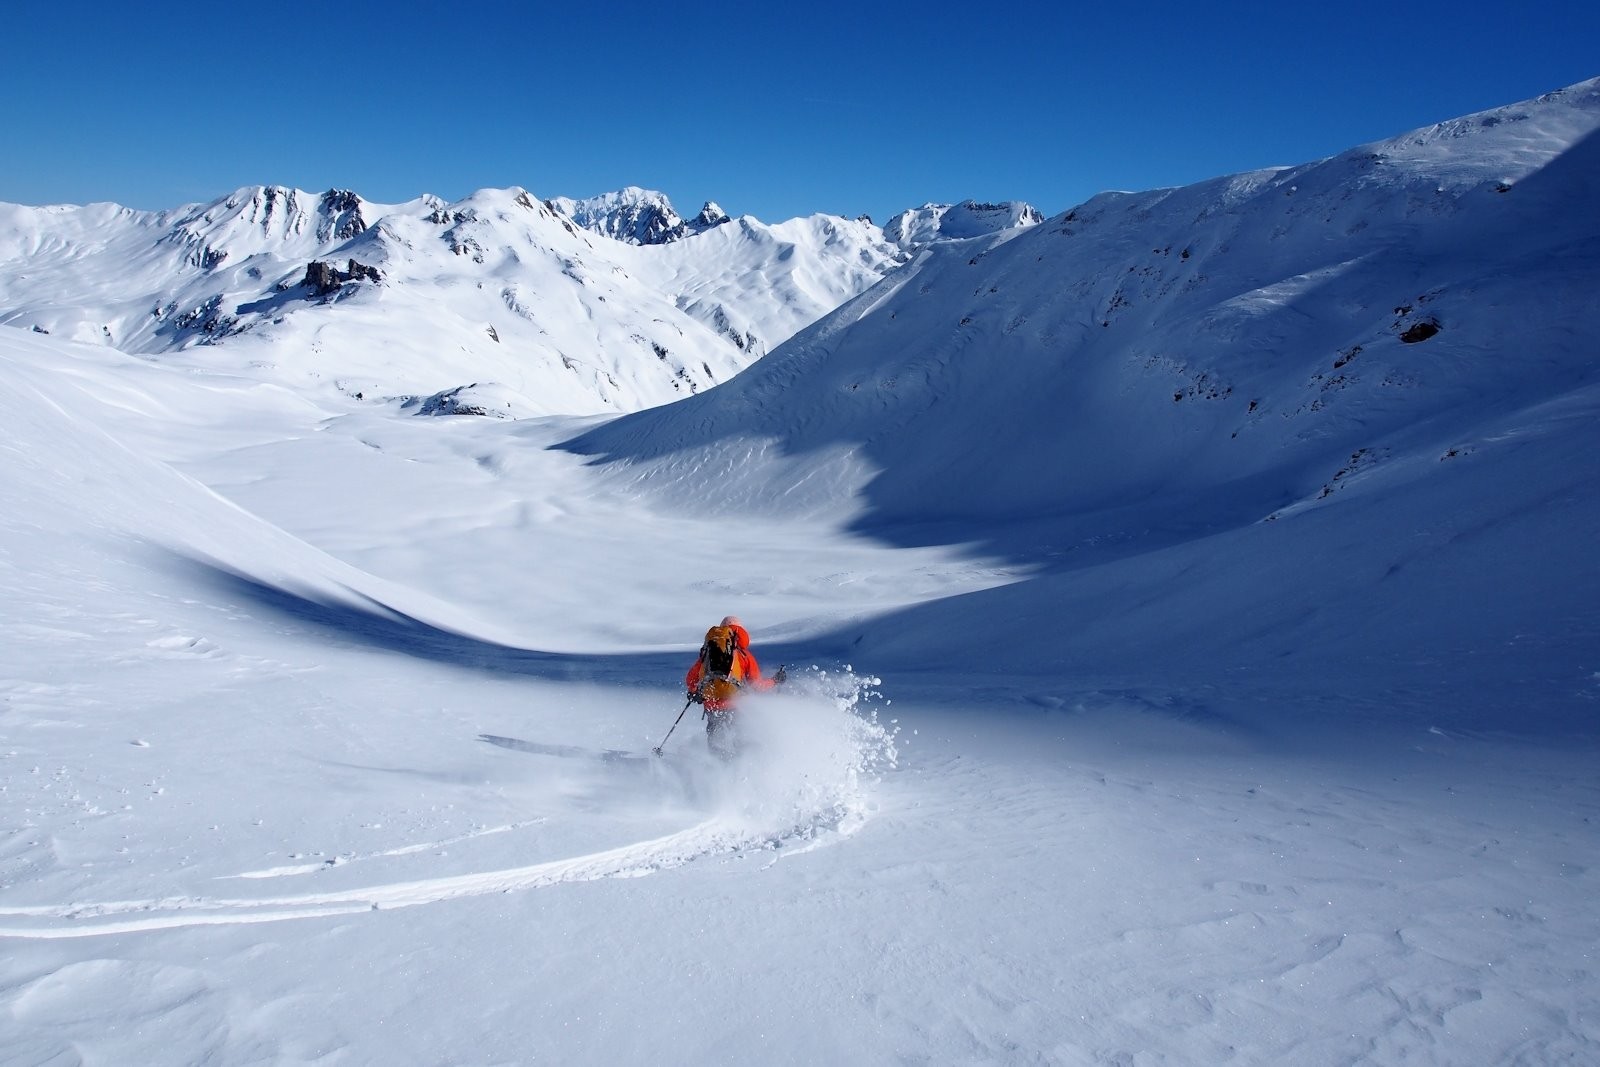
[166,551,692,683]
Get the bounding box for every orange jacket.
[685,624,774,711]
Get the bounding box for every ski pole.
[653,697,694,756]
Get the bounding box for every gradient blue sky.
[5,1,1597,224]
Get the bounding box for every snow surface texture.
[2,79,1598,1065]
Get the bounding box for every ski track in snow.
[0,813,861,940]
[220,819,549,879]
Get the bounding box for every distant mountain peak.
[317,188,369,242]
[167,185,372,249]
[549,188,732,245]
[695,201,730,228]
[883,199,1044,249]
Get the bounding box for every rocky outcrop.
[317,189,368,242]
[304,258,382,296]
[689,201,731,234]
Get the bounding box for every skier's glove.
[687,689,702,705]
[773,666,787,684]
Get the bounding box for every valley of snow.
[2,80,1598,1065]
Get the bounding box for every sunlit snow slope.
[568,79,1600,731]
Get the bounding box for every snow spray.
[687,666,898,847]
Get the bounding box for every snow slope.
[3,320,1596,1065]
[2,79,1598,1066]
[567,78,1600,733]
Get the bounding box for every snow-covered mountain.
[0,184,911,415]
[546,186,731,245]
[3,79,1598,1067]
[883,198,1044,248]
[566,78,1600,724]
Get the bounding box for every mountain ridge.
[560,76,1600,706]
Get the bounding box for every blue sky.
[5,0,1597,224]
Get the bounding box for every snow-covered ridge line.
[546,186,733,245]
[0,182,923,415]
[883,199,1045,249]
[0,174,1046,418]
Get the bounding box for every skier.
[685,615,785,754]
